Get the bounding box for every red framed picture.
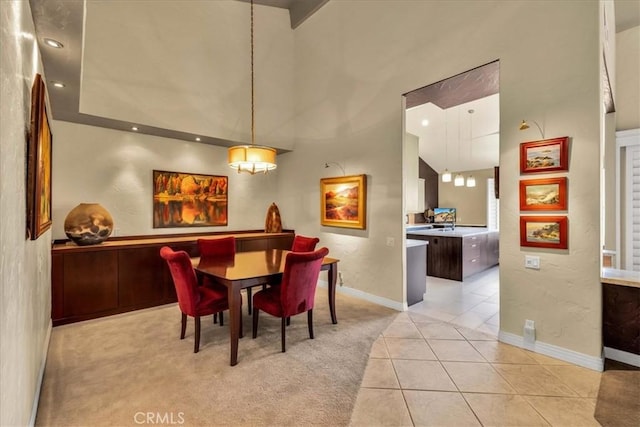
[520,216,568,249]
[520,137,569,174]
[519,177,567,211]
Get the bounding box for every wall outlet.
[525,255,540,270]
[523,319,536,344]
[386,237,395,247]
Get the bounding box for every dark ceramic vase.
[64,203,114,245]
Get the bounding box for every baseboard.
[499,330,604,372]
[317,280,405,311]
[604,347,640,367]
[29,319,52,426]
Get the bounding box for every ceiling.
[29,0,639,157]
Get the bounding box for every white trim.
[498,330,604,372]
[616,129,640,269]
[317,280,406,312]
[604,346,640,368]
[29,319,52,427]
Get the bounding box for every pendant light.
[441,110,452,182]
[466,175,476,187]
[454,173,465,186]
[465,109,476,187]
[228,0,277,174]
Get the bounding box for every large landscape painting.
[320,174,367,229]
[153,170,228,228]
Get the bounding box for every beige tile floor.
[349,267,603,426]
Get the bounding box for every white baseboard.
[317,280,405,311]
[604,347,640,367]
[499,330,604,372]
[29,319,52,426]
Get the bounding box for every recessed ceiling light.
[43,38,63,48]
[195,137,201,142]
[421,119,429,127]
[52,81,65,88]
[132,126,139,131]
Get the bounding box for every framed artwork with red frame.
[520,137,569,174]
[519,177,567,211]
[520,216,568,249]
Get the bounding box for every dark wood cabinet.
[426,235,463,281]
[603,283,640,355]
[51,231,295,325]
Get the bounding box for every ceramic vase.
[64,203,114,245]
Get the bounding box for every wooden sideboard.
[51,230,295,326]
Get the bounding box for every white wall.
[286,0,602,358]
[0,1,52,425]
[51,121,279,240]
[616,26,640,131]
[438,168,495,226]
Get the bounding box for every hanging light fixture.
[228,0,277,174]
[466,175,476,187]
[454,173,465,186]
[466,109,476,188]
[441,110,452,182]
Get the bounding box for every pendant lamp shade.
[454,173,465,187]
[228,145,277,174]
[228,0,277,174]
[442,169,452,182]
[466,175,476,187]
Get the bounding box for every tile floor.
[349,267,603,426]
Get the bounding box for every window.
[487,178,499,231]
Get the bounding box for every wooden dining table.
[193,249,340,366]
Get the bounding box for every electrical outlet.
[525,255,540,270]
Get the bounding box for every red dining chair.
[291,235,320,252]
[197,237,235,325]
[252,247,329,352]
[160,246,236,353]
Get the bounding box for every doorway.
[403,61,500,335]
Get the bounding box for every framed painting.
[520,216,568,249]
[520,137,569,174]
[26,73,52,240]
[320,174,367,229]
[153,170,228,228]
[519,177,567,211]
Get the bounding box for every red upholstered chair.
[160,246,233,353]
[291,235,320,252]
[252,247,329,352]
[197,237,235,324]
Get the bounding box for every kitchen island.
[407,226,499,281]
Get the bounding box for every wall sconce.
[519,119,545,139]
[324,162,346,175]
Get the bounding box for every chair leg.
[286,317,291,326]
[213,313,217,324]
[219,311,224,327]
[252,308,259,339]
[180,313,187,339]
[281,317,287,352]
[308,309,314,339]
[194,316,201,353]
[247,287,253,315]
[240,310,244,339]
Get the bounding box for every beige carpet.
[35,290,397,426]
[594,370,640,427]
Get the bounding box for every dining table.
[193,249,340,366]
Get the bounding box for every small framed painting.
[153,170,228,228]
[26,73,53,240]
[520,137,569,174]
[519,177,567,211]
[520,216,568,249]
[320,174,367,229]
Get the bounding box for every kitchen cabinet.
[407,227,499,282]
[407,240,428,305]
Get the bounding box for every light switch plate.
[525,255,540,270]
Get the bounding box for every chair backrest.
[280,247,329,317]
[160,246,201,316]
[197,236,236,261]
[291,235,320,252]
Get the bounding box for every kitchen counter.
[601,268,640,289]
[407,226,491,238]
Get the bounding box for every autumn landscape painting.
[320,175,366,229]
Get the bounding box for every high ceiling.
[29,0,640,157]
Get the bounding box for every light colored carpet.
[35,290,397,426]
[594,370,640,427]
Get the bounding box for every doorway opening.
[403,60,500,335]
